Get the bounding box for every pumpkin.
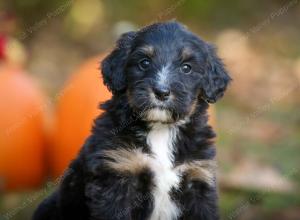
[50,55,216,177]
[0,65,49,191]
[50,55,111,177]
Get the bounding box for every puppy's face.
[102,22,231,123]
[125,31,208,123]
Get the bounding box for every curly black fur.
[33,21,231,220]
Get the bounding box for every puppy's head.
[102,21,231,123]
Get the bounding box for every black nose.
[153,86,170,101]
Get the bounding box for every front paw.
[174,160,219,220]
[86,148,154,220]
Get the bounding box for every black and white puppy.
[33,21,231,220]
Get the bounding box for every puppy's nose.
[153,86,170,101]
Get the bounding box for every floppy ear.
[101,31,136,94]
[201,44,231,103]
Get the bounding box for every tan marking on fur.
[181,47,193,61]
[188,99,198,117]
[102,148,152,174]
[140,45,155,57]
[175,160,217,186]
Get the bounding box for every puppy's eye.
[180,64,192,74]
[138,59,151,71]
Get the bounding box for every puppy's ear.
[101,31,136,94]
[201,44,231,103]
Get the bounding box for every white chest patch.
[147,123,181,220]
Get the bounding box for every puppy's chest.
[146,123,181,220]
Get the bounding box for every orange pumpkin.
[50,55,216,177]
[0,65,49,191]
[50,55,111,177]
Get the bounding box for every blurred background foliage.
[0,0,300,219]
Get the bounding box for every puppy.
[33,21,231,220]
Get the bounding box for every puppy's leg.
[179,181,219,220]
[176,160,219,220]
[85,148,154,220]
